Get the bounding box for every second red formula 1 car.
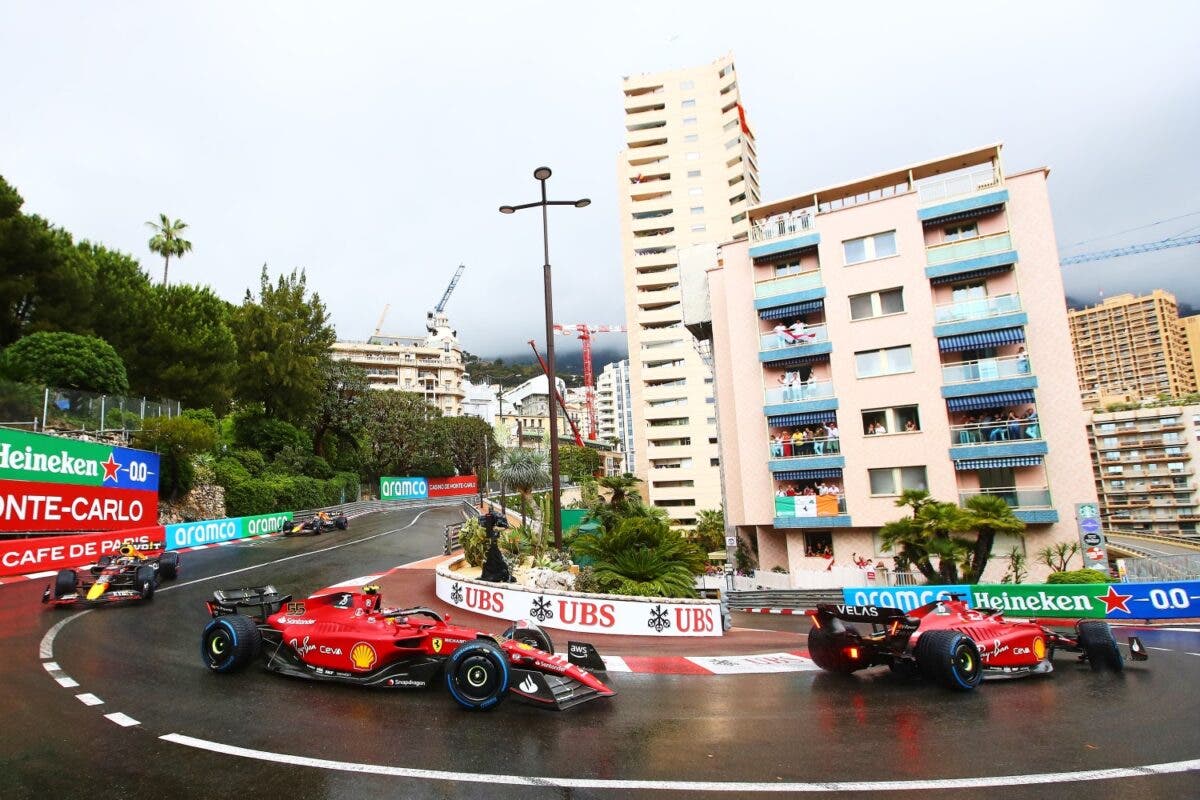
[201,584,615,710]
[43,542,180,607]
[806,596,1148,691]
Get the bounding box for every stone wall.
[158,483,226,524]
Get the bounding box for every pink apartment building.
[696,144,1097,585]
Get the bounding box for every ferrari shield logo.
[432,637,443,653]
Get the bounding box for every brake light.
[888,620,900,636]
[808,612,821,630]
[846,646,859,660]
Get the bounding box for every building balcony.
[636,307,682,325]
[753,270,825,311]
[774,495,851,528]
[764,381,837,417]
[924,232,1017,281]
[940,354,1038,398]
[948,420,1047,461]
[768,448,844,473]
[916,167,1008,223]
[758,325,832,364]
[748,210,820,261]
[957,486,1059,524]
[636,287,680,307]
[932,293,1027,338]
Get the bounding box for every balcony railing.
[917,167,1001,204]
[759,324,829,351]
[934,293,1022,324]
[950,417,1041,445]
[754,269,822,300]
[941,353,1030,385]
[926,231,1013,266]
[764,380,835,405]
[769,436,841,458]
[750,209,817,243]
[958,486,1052,509]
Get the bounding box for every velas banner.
[0,427,159,491]
[0,526,165,577]
[0,479,158,533]
[380,475,477,501]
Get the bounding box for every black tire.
[503,624,554,655]
[914,630,982,691]
[157,552,180,581]
[135,565,156,600]
[807,625,868,674]
[444,640,509,710]
[54,570,77,598]
[1077,621,1124,672]
[201,614,262,673]
[888,658,921,679]
[335,516,348,530]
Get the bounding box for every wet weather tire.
[503,624,554,655]
[202,614,261,673]
[445,640,510,710]
[1077,621,1124,672]
[335,516,348,530]
[54,570,76,598]
[915,630,982,691]
[135,565,156,601]
[157,552,180,581]
[807,626,867,674]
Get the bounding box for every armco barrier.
[843,580,1200,621]
[435,557,723,637]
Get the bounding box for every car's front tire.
[335,516,348,530]
[157,552,180,581]
[445,640,509,710]
[1077,621,1124,672]
[135,565,156,600]
[202,614,262,673]
[54,570,76,598]
[915,630,982,691]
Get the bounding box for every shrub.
[231,448,267,477]
[224,478,277,517]
[133,415,217,500]
[192,453,216,485]
[1046,569,1109,584]
[213,457,251,487]
[573,566,600,594]
[459,518,487,567]
[232,411,310,459]
[272,475,328,511]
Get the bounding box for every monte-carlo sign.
[0,428,159,532]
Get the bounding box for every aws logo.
[350,642,378,671]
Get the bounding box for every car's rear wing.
[208,585,292,619]
[809,603,914,626]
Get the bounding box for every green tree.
[558,443,601,482]
[361,391,449,482]
[1037,541,1080,573]
[145,213,192,287]
[694,509,725,554]
[230,267,336,424]
[959,494,1026,583]
[879,490,972,584]
[436,415,498,482]
[497,448,549,529]
[139,283,237,411]
[133,415,218,500]
[82,242,157,391]
[307,359,369,458]
[0,331,128,393]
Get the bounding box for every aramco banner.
[380,475,476,501]
[0,428,160,533]
[165,512,294,550]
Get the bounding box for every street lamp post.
[500,167,590,551]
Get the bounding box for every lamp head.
[574,198,591,208]
[533,166,552,181]
[499,206,516,214]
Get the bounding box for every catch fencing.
[0,379,182,440]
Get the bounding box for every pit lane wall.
[435,558,724,637]
[842,581,1200,621]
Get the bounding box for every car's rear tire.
[1077,620,1124,672]
[135,565,156,600]
[503,623,554,655]
[445,640,509,710]
[157,552,180,581]
[202,614,262,673]
[807,625,868,674]
[54,570,77,598]
[915,630,982,691]
[335,516,348,530]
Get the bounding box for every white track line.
[105,712,139,727]
[76,693,103,706]
[55,676,79,688]
[159,734,1200,792]
[40,611,90,660]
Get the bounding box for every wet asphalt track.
[1,506,1198,800]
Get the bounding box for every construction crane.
[372,304,390,337]
[437,264,465,313]
[427,264,466,335]
[527,340,584,446]
[1060,233,1200,265]
[553,323,627,440]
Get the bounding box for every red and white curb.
[737,608,807,615]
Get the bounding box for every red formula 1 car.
[43,542,180,607]
[806,597,1148,691]
[201,584,615,711]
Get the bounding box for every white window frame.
[849,287,905,320]
[868,466,928,497]
[854,345,914,378]
[843,230,899,266]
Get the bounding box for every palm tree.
[496,449,548,529]
[960,494,1026,583]
[145,213,193,287]
[571,515,706,598]
[879,491,972,583]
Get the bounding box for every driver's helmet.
[362,584,382,612]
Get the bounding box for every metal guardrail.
[1107,532,1200,551]
[725,589,844,609]
[293,497,475,525]
[1121,553,1200,583]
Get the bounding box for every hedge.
[1046,568,1110,584]
[222,471,360,517]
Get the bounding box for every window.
[944,222,978,242]
[772,259,808,277]
[869,466,928,496]
[682,99,696,108]
[691,224,706,233]
[804,532,833,556]
[688,169,702,178]
[680,80,695,90]
[683,116,697,126]
[843,231,898,265]
[710,457,720,467]
[854,345,913,378]
[686,152,701,161]
[690,206,704,215]
[688,187,703,198]
[861,405,920,435]
[849,288,905,320]
[684,134,699,142]
[731,212,746,224]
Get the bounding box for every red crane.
[527,340,584,446]
[552,323,627,440]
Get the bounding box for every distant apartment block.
[694,143,1095,584]
[617,53,761,525]
[1181,313,1200,391]
[1088,405,1200,537]
[331,318,464,416]
[596,359,635,467]
[1068,290,1196,409]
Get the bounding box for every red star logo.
[100,454,122,483]
[1098,585,1132,615]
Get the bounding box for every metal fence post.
[100,395,106,433]
[42,388,50,431]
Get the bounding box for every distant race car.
[806,596,1148,691]
[43,542,180,607]
[284,511,348,536]
[201,584,616,711]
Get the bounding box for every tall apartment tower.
[596,359,635,466]
[1067,290,1196,408]
[617,54,761,525]
[1180,313,1200,390]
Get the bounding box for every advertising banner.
[842,585,972,612]
[0,526,165,576]
[0,427,159,491]
[0,479,158,533]
[380,476,428,501]
[436,570,723,637]
[165,511,293,551]
[427,475,477,498]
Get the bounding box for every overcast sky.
[3,1,1198,360]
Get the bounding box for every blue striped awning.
[770,353,831,368]
[920,203,1005,226]
[760,299,824,320]
[928,264,1013,286]
[768,410,837,427]
[776,468,843,481]
[946,390,1035,412]
[938,327,1025,352]
[955,455,1043,470]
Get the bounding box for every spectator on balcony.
[789,319,815,344]
[1016,346,1029,374]
[904,419,918,433]
[825,482,842,496]
[773,323,791,348]
[824,422,840,453]
[801,484,816,496]
[784,484,797,497]
[791,429,804,455]
[1006,411,1023,441]
[770,434,784,457]
[1023,407,1040,438]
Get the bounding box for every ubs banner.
[380,475,477,501]
[0,428,160,532]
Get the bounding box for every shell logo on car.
[350,642,377,671]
